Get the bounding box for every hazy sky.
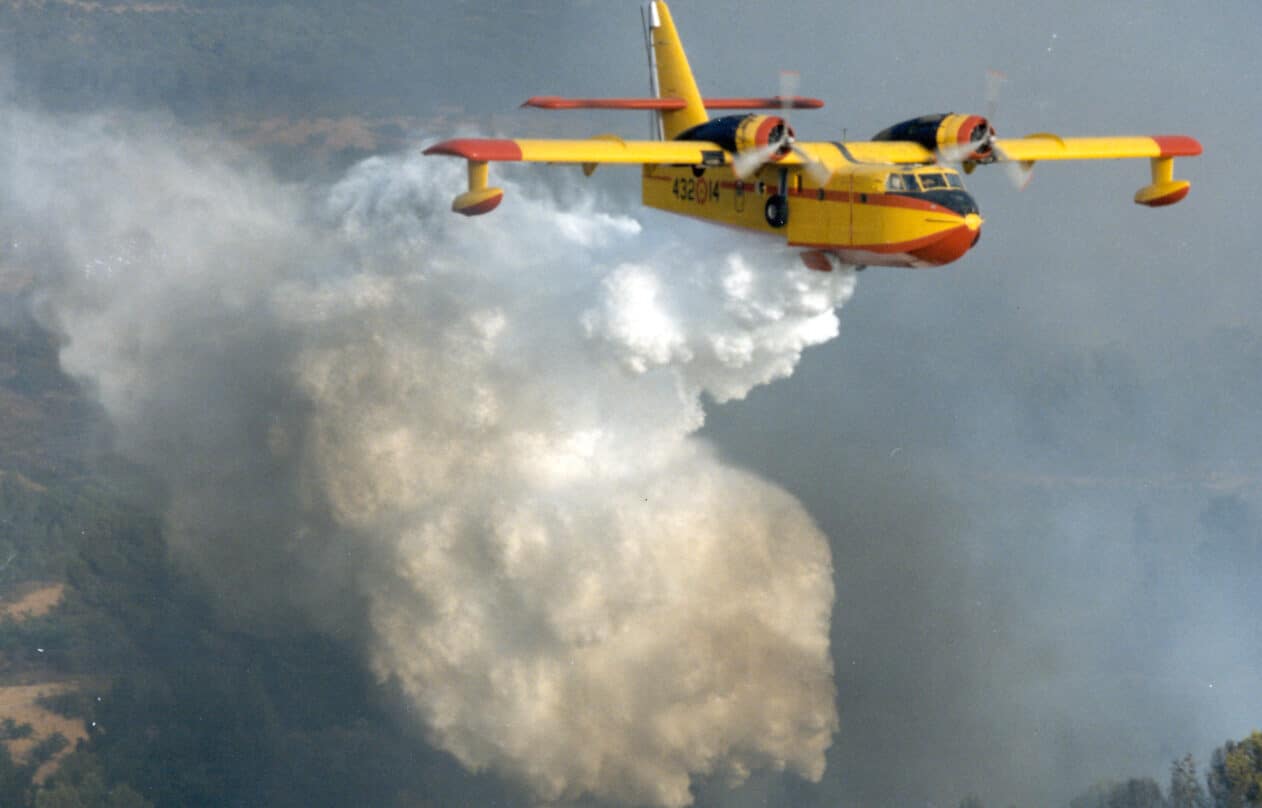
[8,1,1261,806]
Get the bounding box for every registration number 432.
[671,177,720,204]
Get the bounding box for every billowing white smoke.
[4,106,852,806]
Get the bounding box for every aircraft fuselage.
[642,160,982,269]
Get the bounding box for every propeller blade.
[733,140,783,179]
[985,69,1006,122]
[992,143,1033,190]
[733,69,827,181]
[1003,160,1034,191]
[779,70,801,113]
[936,141,978,165]
[791,144,832,185]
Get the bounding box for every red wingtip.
[424,139,524,162]
[1152,135,1203,158]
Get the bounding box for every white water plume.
[3,106,854,806]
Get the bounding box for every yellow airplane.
[425,1,1201,271]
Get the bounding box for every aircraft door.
[846,171,879,248]
[785,170,832,247]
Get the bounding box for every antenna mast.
[640,2,663,140]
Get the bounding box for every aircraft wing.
[425,137,735,167]
[426,137,949,168]
[791,135,1203,167]
[989,134,1202,162]
[986,134,1202,205]
[427,136,767,214]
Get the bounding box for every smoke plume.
[3,105,854,806]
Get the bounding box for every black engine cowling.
[872,113,994,162]
[676,114,794,158]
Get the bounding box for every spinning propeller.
[732,71,832,185]
[937,70,1034,190]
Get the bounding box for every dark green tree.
[1071,778,1167,808]
[1170,754,1209,808]
[34,750,152,808]
[0,742,31,807]
[1207,732,1262,808]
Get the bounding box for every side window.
[920,173,946,190]
[946,173,964,189]
[888,173,919,192]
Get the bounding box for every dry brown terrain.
[0,583,64,622]
[0,682,89,782]
[0,583,83,783]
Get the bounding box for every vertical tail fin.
[646,1,707,140]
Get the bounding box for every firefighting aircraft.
[424,1,1201,271]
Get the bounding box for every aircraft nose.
[964,212,983,243]
[910,210,983,266]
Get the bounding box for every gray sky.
[8,1,1260,806]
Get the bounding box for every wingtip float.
[1134,136,1202,207]
[425,1,1201,270]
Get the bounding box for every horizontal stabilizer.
[522,95,824,111]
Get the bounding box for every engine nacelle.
[676,114,794,158]
[872,113,995,162]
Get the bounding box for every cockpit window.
[887,173,920,192]
[945,173,964,189]
[919,172,947,190]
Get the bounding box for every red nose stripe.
[908,223,977,265]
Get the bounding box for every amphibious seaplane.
[424,1,1201,271]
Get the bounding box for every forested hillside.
[0,284,520,806]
